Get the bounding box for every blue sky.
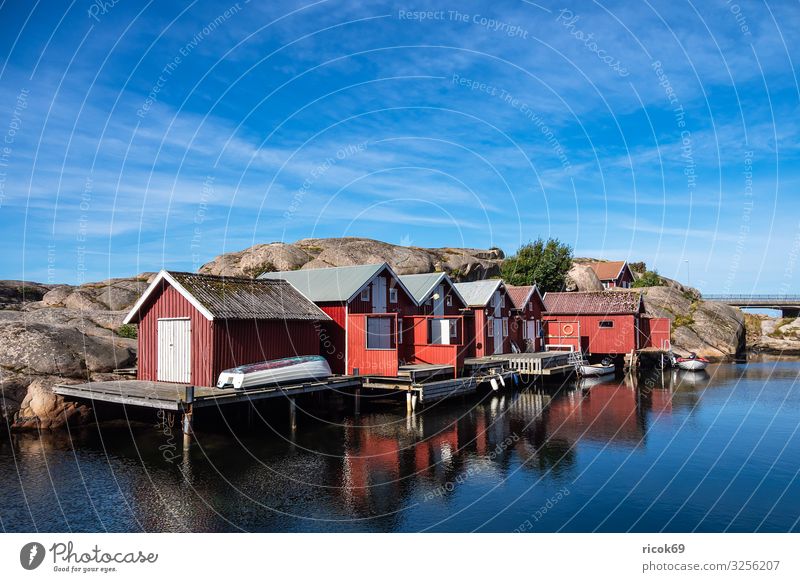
[0,0,798,292]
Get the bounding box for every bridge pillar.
[781,307,800,318]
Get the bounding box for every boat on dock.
[216,355,332,390]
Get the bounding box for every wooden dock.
[478,351,575,377]
[53,377,361,411]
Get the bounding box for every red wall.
[639,317,671,350]
[213,320,319,379]
[542,314,639,354]
[416,280,464,316]
[319,302,347,374]
[346,313,399,376]
[137,282,215,386]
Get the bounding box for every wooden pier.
[478,351,575,378]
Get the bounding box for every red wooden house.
[541,291,670,355]
[453,279,514,357]
[506,285,546,352]
[122,270,329,387]
[585,261,635,288]
[261,263,416,376]
[398,272,468,372]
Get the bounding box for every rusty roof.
[506,285,543,310]
[543,291,643,314]
[585,261,628,281]
[124,270,330,323]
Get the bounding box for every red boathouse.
[261,263,417,377]
[506,284,546,352]
[399,272,468,373]
[454,279,514,357]
[541,291,670,355]
[122,270,329,387]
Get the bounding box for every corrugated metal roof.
[543,291,642,314]
[168,271,329,320]
[585,261,627,281]
[259,263,386,302]
[398,272,467,306]
[453,279,503,307]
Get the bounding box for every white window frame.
[502,318,509,336]
[599,320,614,328]
[389,288,398,303]
[487,318,494,337]
[449,318,457,338]
[446,295,452,307]
[500,294,506,308]
[360,287,370,302]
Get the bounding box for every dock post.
[406,391,413,415]
[289,398,297,433]
[182,386,194,449]
[354,388,361,416]
[411,393,418,412]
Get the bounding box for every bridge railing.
[703,294,800,302]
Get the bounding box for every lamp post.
[684,259,690,288]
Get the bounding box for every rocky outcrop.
[639,286,745,359]
[199,237,504,281]
[0,280,51,309]
[746,315,800,355]
[0,277,145,431]
[565,264,603,292]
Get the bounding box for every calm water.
[2,361,799,532]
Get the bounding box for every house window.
[602,282,610,289]
[500,294,506,308]
[389,288,398,303]
[599,320,614,328]
[449,319,457,338]
[522,322,528,339]
[502,318,509,336]
[446,295,452,307]
[487,318,494,337]
[360,287,370,302]
[398,321,403,344]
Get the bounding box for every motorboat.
[216,355,332,390]
[673,352,709,371]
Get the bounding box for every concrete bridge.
[703,295,800,317]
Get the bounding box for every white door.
[493,317,503,354]
[157,318,191,383]
[492,290,502,317]
[526,321,535,344]
[372,276,387,313]
[431,319,450,345]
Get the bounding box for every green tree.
[632,270,663,288]
[500,238,573,291]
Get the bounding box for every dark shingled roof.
[543,291,643,314]
[168,271,329,321]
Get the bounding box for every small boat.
[216,355,332,390]
[674,353,709,371]
[575,355,615,377]
[578,362,616,376]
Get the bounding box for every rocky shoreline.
[1,237,794,432]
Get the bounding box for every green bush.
[117,324,138,339]
[632,270,664,288]
[500,238,573,292]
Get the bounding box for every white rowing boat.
[673,353,709,371]
[578,362,616,376]
[216,355,332,390]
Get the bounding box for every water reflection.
[2,362,800,531]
